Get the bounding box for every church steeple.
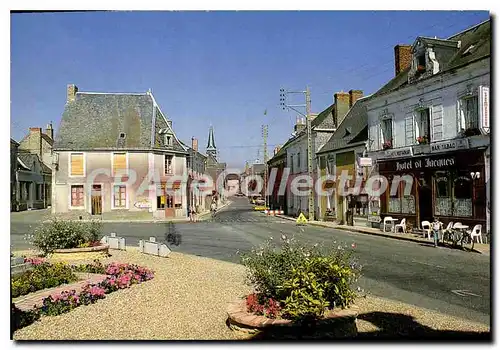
[206,126,217,160]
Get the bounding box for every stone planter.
[49,244,110,262]
[227,298,358,339]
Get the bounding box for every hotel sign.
[385,147,413,158]
[479,85,490,134]
[430,139,469,153]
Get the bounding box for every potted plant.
[416,135,429,145]
[382,140,392,150]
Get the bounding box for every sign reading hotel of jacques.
[385,156,456,172]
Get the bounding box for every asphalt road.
[11,197,491,325]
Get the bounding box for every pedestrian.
[194,204,199,222]
[432,217,441,247]
[188,205,193,222]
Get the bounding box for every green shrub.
[32,218,103,254]
[11,263,79,298]
[240,234,362,322]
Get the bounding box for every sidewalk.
[43,201,233,223]
[275,214,490,256]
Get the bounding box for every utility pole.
[262,124,268,208]
[279,86,315,221]
[305,87,314,221]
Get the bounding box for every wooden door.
[165,194,175,217]
[91,185,102,215]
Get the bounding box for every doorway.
[418,175,433,226]
[91,185,102,215]
[165,194,175,217]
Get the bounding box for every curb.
[276,215,487,255]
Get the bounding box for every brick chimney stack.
[333,91,350,127]
[394,45,412,76]
[348,90,363,108]
[192,137,198,152]
[67,84,78,103]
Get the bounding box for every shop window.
[453,175,472,217]
[388,177,415,214]
[434,174,452,216]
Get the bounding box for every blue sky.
[11,10,489,169]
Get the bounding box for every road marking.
[451,289,480,297]
[411,260,445,269]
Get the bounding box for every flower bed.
[11,260,79,298]
[11,261,154,332]
[229,234,362,338]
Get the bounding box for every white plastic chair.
[468,224,483,244]
[421,221,432,239]
[383,216,394,232]
[394,218,406,233]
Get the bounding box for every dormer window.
[165,134,172,147]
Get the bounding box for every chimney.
[294,117,306,133]
[192,137,198,152]
[394,45,412,76]
[334,91,350,127]
[348,90,363,108]
[45,123,54,140]
[67,84,78,103]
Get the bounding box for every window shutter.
[405,113,415,146]
[431,105,444,141]
[70,154,84,176]
[113,153,127,175]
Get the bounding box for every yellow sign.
[254,206,269,211]
[296,213,308,225]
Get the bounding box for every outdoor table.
[385,218,399,233]
[452,224,469,248]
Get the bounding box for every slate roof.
[317,96,371,155]
[373,20,490,98]
[54,91,186,154]
[17,152,51,174]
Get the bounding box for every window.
[388,177,415,214]
[417,53,426,69]
[165,134,172,147]
[70,153,84,176]
[460,96,479,131]
[381,119,393,144]
[165,155,173,174]
[71,185,84,207]
[112,153,127,176]
[453,175,473,217]
[416,108,431,139]
[113,185,127,208]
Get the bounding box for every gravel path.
[13,249,489,340]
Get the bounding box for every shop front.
[377,149,487,230]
